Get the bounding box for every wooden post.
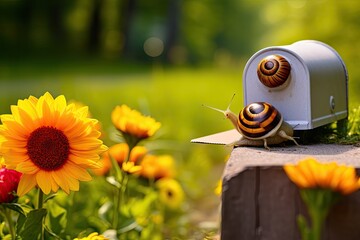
[221,144,360,240]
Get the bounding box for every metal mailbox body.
[243,40,348,130]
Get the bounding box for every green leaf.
[0,222,5,238]
[16,208,47,240]
[2,235,12,240]
[44,225,63,240]
[46,200,67,237]
[87,216,112,233]
[1,203,32,216]
[44,194,57,204]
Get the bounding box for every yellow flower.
[73,232,108,240]
[156,178,184,209]
[215,179,222,196]
[111,105,161,139]
[93,143,147,176]
[140,154,175,179]
[69,100,104,138]
[0,92,107,196]
[122,161,142,174]
[284,157,360,195]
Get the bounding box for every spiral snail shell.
[204,97,299,149]
[257,55,291,88]
[238,102,282,139]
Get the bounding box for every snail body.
[205,98,299,149]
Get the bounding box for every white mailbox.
[243,40,348,130]
[191,40,348,146]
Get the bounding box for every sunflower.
[0,92,107,196]
[111,104,161,142]
[156,178,184,209]
[284,157,360,195]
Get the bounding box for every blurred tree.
[120,0,138,56]
[48,1,69,54]
[17,0,33,52]
[88,0,103,53]
[164,0,181,63]
[0,0,359,69]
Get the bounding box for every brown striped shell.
[238,102,283,139]
[257,55,291,88]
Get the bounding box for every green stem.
[309,207,327,240]
[5,209,15,240]
[37,189,44,240]
[37,189,44,209]
[300,189,339,240]
[113,174,129,230]
[112,145,133,230]
[0,206,16,239]
[112,189,120,229]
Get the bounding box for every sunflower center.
[27,126,70,171]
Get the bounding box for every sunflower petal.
[52,170,70,194]
[60,170,80,192]
[63,162,92,181]
[50,176,59,193]
[54,95,67,113]
[16,160,38,174]
[17,174,37,196]
[68,154,101,169]
[36,171,52,194]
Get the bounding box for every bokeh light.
[143,37,164,57]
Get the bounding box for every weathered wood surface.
[221,144,360,240]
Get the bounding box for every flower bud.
[0,168,22,203]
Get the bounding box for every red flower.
[0,168,22,203]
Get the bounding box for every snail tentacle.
[277,130,299,146]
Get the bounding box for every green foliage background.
[0,0,360,237]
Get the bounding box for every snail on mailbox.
[257,54,291,89]
[192,40,348,149]
[243,40,348,130]
[204,96,299,150]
